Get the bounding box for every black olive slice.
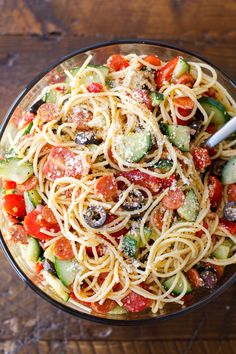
[75,131,102,145]
[85,205,107,228]
[29,99,45,114]
[199,269,217,289]
[120,189,144,211]
[189,119,202,136]
[223,201,236,222]
[42,259,56,275]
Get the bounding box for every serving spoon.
[204,115,236,149]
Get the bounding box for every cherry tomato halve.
[174,97,194,110]
[24,209,60,240]
[186,268,203,288]
[176,107,193,125]
[122,290,152,312]
[208,176,223,209]
[177,73,195,87]
[119,170,162,193]
[107,55,129,71]
[8,224,28,244]
[227,184,236,202]
[4,180,16,191]
[91,299,117,314]
[153,209,164,230]
[162,188,185,210]
[37,103,59,123]
[53,237,74,260]
[43,147,90,181]
[87,82,103,93]
[144,55,161,67]
[219,218,236,235]
[17,176,38,192]
[42,205,57,224]
[3,194,26,217]
[191,147,211,172]
[196,221,208,238]
[155,56,179,89]
[95,176,118,201]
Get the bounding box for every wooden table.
[0,1,236,353]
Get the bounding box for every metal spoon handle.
[205,115,236,149]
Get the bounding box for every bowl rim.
[0,38,236,326]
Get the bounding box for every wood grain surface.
[0,1,236,353]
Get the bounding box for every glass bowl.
[0,40,236,325]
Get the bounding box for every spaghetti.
[1,52,236,315]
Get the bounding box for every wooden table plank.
[0,0,236,43]
[2,340,236,354]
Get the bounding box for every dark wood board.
[0,1,236,353]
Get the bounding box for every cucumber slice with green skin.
[154,159,173,172]
[118,132,152,162]
[173,57,190,79]
[69,65,109,85]
[149,92,164,106]
[22,122,33,136]
[222,156,236,185]
[44,244,55,263]
[28,189,42,206]
[44,89,58,103]
[177,189,199,222]
[20,236,41,262]
[212,244,230,259]
[24,189,42,213]
[140,227,154,247]
[163,273,192,295]
[108,305,127,315]
[41,270,69,302]
[123,232,140,258]
[24,191,35,214]
[166,125,190,152]
[55,258,80,287]
[212,239,234,259]
[198,97,230,127]
[0,158,33,184]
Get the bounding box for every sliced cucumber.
[69,65,109,85]
[28,189,42,206]
[0,158,33,184]
[22,122,33,136]
[166,125,190,152]
[149,92,164,106]
[198,97,230,127]
[44,88,58,103]
[108,305,127,315]
[212,239,234,259]
[177,189,199,222]
[154,159,173,172]
[24,191,35,214]
[44,244,55,263]
[118,131,152,162]
[20,236,41,263]
[24,189,42,214]
[222,156,236,185]
[212,245,230,259]
[55,258,80,287]
[173,57,190,79]
[163,273,192,295]
[140,227,153,247]
[123,231,140,258]
[41,270,69,302]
